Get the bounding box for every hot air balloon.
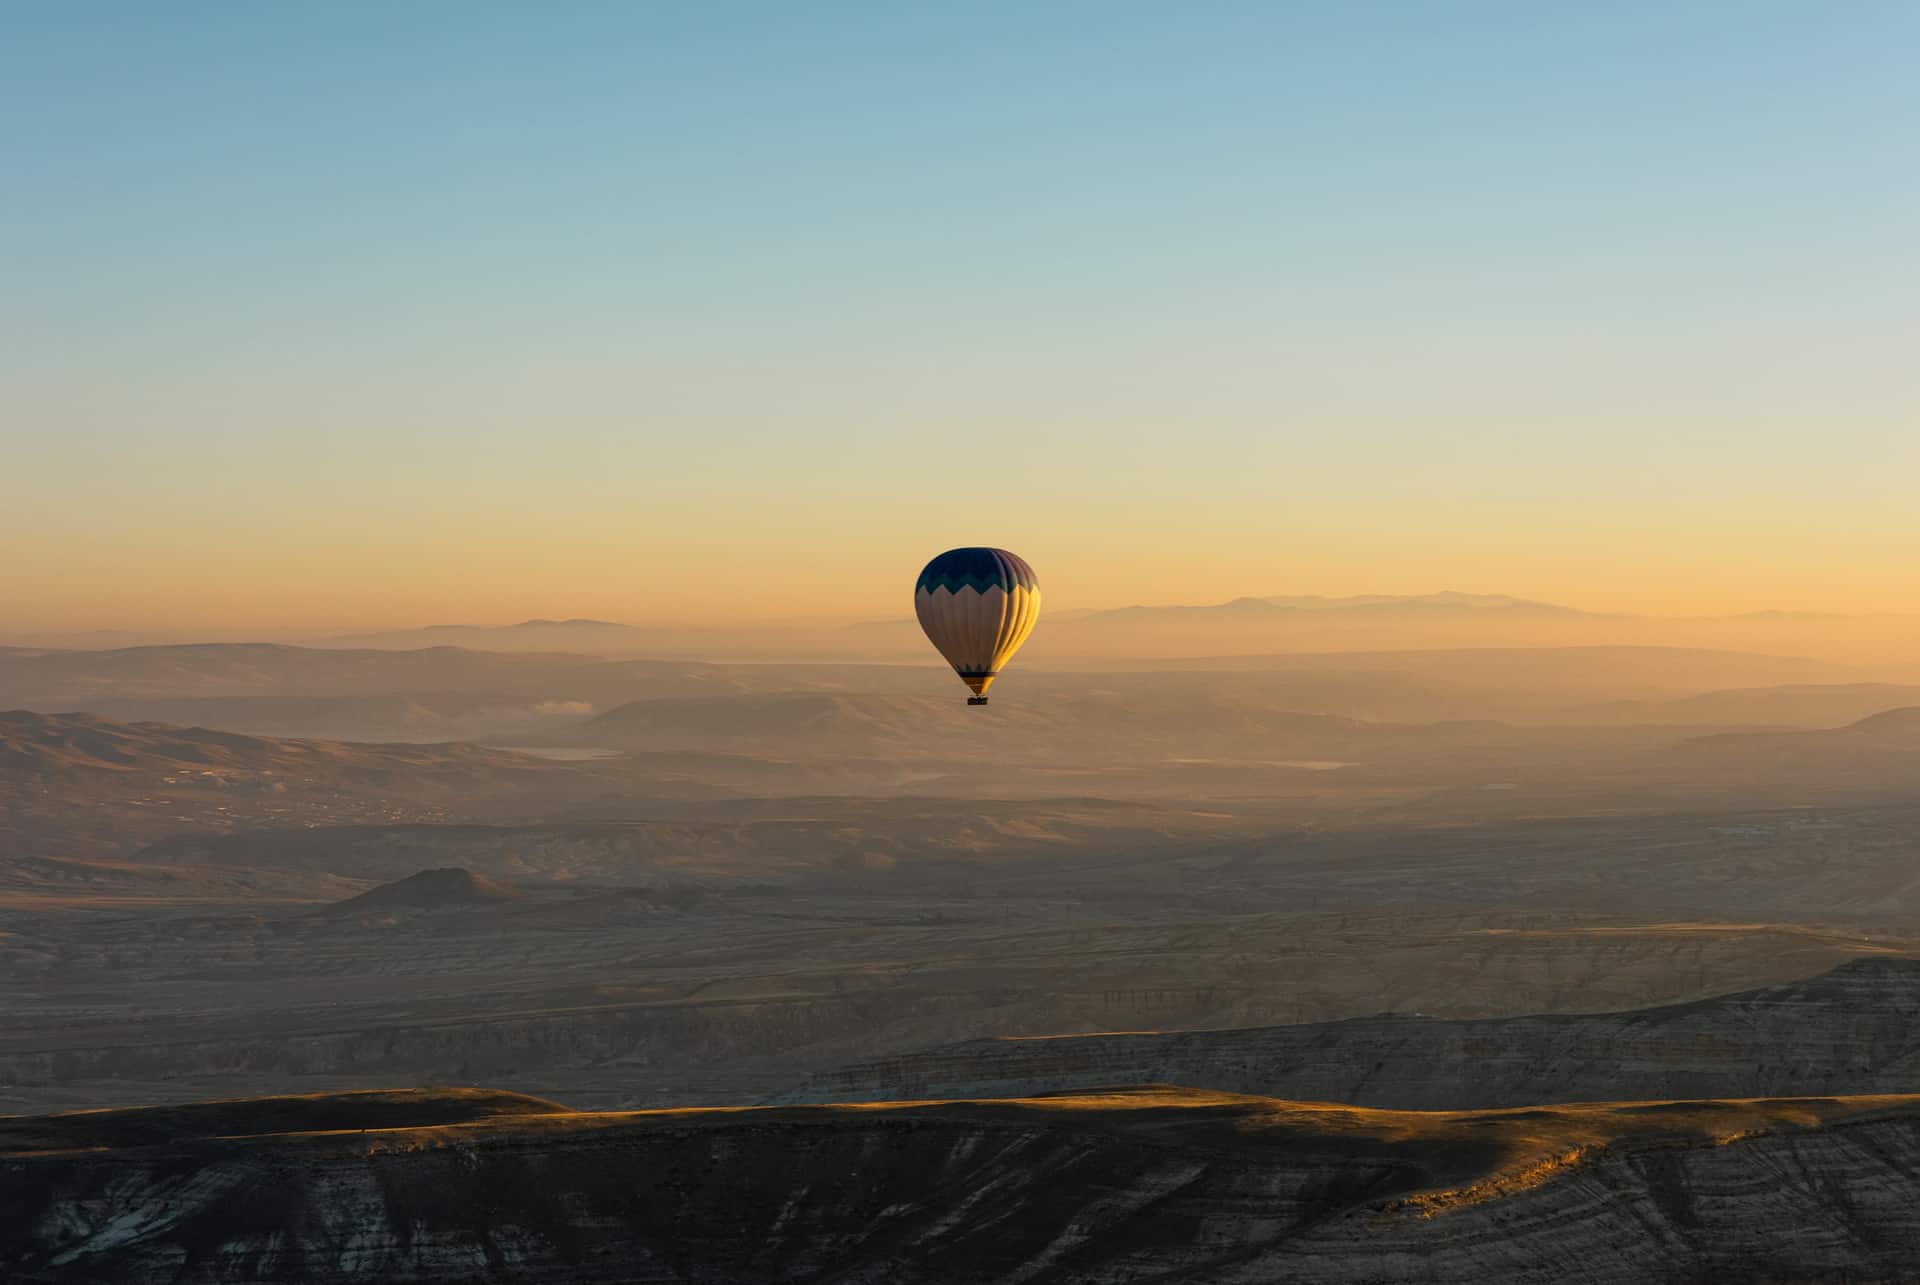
[914,547,1041,705]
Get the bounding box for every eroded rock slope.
[9,1087,1920,1282]
[781,956,1920,1108]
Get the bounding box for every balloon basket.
[967,696,989,706]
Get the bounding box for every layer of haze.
[5,2,1918,635]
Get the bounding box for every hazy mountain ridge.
[0,711,627,864]
[1668,706,1920,785]
[311,594,1596,657]
[0,643,942,742]
[315,618,665,653]
[1,640,1901,751]
[1030,605,1920,665]
[1570,681,1920,727]
[248,592,1920,665]
[0,710,531,780]
[1083,590,1591,620]
[1686,704,1920,749]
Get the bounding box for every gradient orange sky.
[6,5,1918,637]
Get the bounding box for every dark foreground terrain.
[9,1085,1920,1283]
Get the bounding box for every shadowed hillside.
[1672,706,1920,786]
[781,956,1920,1109]
[1688,705,1920,752]
[1571,682,1920,727]
[325,868,524,915]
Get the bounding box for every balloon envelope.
[914,547,1041,701]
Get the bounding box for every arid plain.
[9,598,1920,1279]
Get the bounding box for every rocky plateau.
[11,1086,1920,1282]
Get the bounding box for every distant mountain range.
[294,597,1579,646]
[293,595,1920,646]
[292,593,1920,668]
[316,618,659,652]
[11,590,1917,670]
[1076,590,1591,621]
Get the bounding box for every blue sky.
[5,2,1918,629]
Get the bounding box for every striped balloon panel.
[914,582,1042,695]
[915,547,1039,598]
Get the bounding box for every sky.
[5,2,1918,635]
